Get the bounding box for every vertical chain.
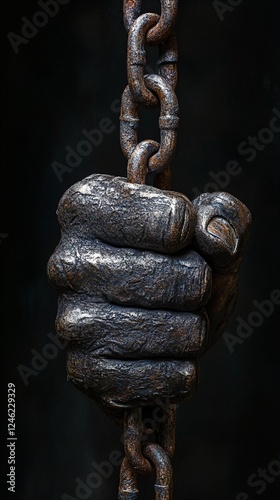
[120,0,179,189]
[119,2,179,498]
[119,406,176,499]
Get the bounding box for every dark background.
[1,0,280,499]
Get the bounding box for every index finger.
[57,174,196,254]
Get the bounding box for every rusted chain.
[120,1,179,497]
[157,33,178,90]
[120,75,179,174]
[122,407,176,498]
[127,140,160,184]
[127,14,178,106]
[123,0,178,45]
[153,166,172,190]
[157,404,177,460]
[145,74,179,171]
[121,0,179,185]
[118,458,139,499]
[124,407,154,474]
[143,444,173,500]
[123,0,142,32]
[127,13,160,107]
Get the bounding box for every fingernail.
[207,217,237,254]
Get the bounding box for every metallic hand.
[47,175,251,417]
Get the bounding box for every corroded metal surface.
[47,0,252,498]
[47,175,251,497]
[143,444,173,500]
[121,0,179,191]
[127,14,178,106]
[123,0,178,45]
[48,175,251,414]
[121,74,179,176]
[118,458,139,499]
[119,406,175,498]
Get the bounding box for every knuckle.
[55,308,77,343]
[47,241,78,290]
[189,309,209,354]
[56,174,111,232]
[177,252,212,310]
[164,194,196,252]
[56,183,81,230]
[47,252,62,288]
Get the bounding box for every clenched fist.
[47,175,251,418]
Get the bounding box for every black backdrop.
[2,1,280,499]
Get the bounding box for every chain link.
[120,73,179,180]
[119,2,178,498]
[127,13,160,107]
[123,0,178,45]
[127,13,178,106]
[157,33,178,90]
[118,458,139,499]
[143,444,173,500]
[119,406,176,499]
[120,0,179,189]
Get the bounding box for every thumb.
[192,192,252,345]
[192,192,252,274]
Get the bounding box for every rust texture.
[47,1,252,498]
[121,0,179,190]
[121,74,179,178]
[48,174,251,413]
[118,458,139,499]
[47,175,251,497]
[143,444,173,500]
[127,14,178,106]
[123,0,178,46]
